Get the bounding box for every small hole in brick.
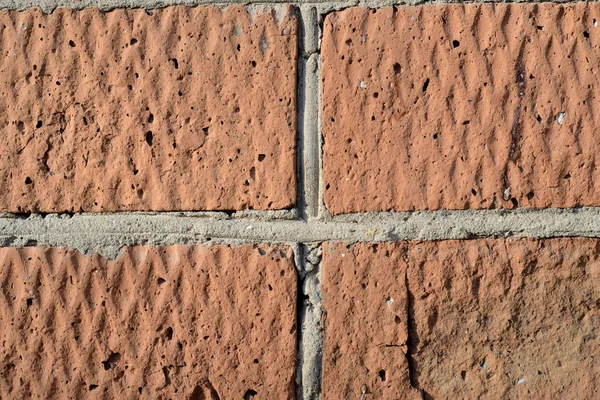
[130,38,138,45]
[165,327,173,340]
[393,62,401,74]
[138,387,143,394]
[36,120,43,129]
[148,114,154,124]
[89,385,98,391]
[471,189,477,196]
[145,131,153,146]
[452,40,460,48]
[511,197,519,208]
[378,370,386,382]
[253,359,259,364]
[102,352,120,370]
[137,189,144,198]
[584,31,590,39]
[26,298,33,306]
[326,183,331,190]
[462,120,470,125]
[68,40,76,47]
[422,78,430,92]
[373,92,379,98]
[237,44,241,51]
[395,315,401,324]
[564,173,571,179]
[527,191,535,201]
[460,371,466,380]
[25,177,32,185]
[536,115,542,123]
[171,58,179,69]
[244,389,258,399]
[258,154,266,162]
[202,127,209,135]
[157,278,166,285]
[433,133,438,140]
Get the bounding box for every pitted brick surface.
[321,242,421,400]
[323,4,600,214]
[0,6,297,212]
[0,244,297,399]
[322,239,600,399]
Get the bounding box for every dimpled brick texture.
[322,4,600,214]
[321,242,422,400]
[322,240,600,399]
[0,244,297,399]
[0,6,297,212]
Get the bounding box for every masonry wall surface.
[1,1,599,400]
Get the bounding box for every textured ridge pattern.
[0,6,297,212]
[0,244,297,399]
[323,4,600,214]
[322,239,600,399]
[321,242,422,400]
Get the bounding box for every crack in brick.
[405,268,427,400]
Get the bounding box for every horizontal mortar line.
[1,207,600,244]
[0,0,592,12]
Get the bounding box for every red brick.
[0,6,297,212]
[322,4,600,214]
[321,242,421,400]
[322,239,600,399]
[0,244,297,398]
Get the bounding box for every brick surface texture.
[2,2,600,400]
[323,4,600,214]
[0,6,297,212]
[322,239,600,399]
[0,244,297,398]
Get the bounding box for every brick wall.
[1,1,599,399]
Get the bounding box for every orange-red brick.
[323,4,600,213]
[0,6,297,212]
[322,239,600,398]
[0,244,297,398]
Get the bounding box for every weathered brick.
[0,244,297,398]
[0,6,297,212]
[321,242,421,400]
[322,4,600,213]
[322,239,600,399]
